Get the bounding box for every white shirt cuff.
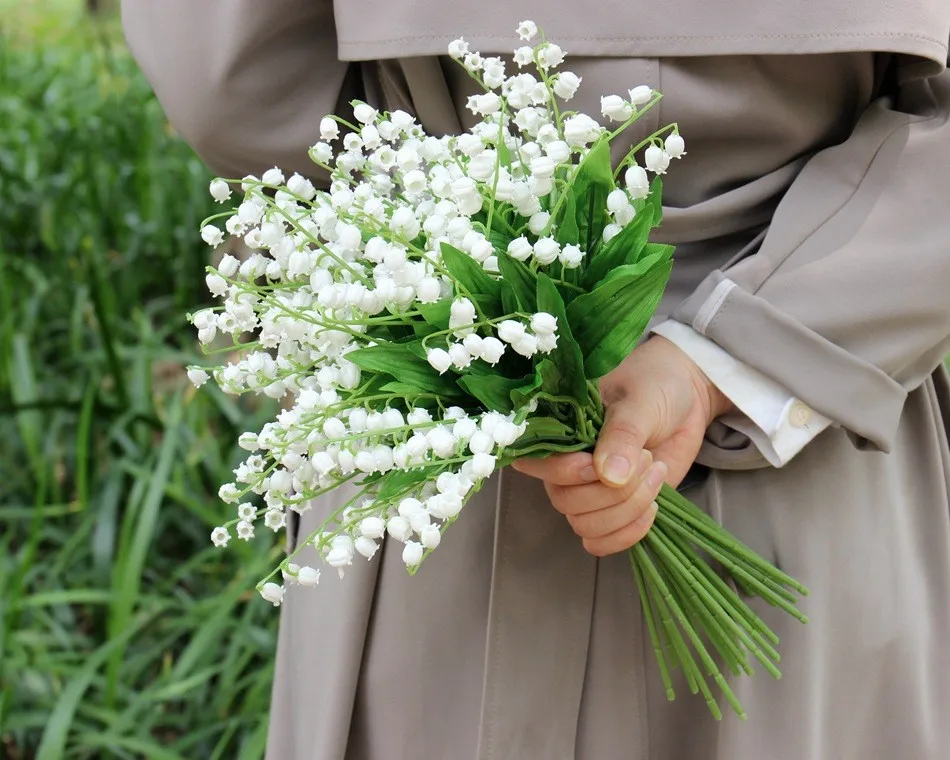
[651,320,832,467]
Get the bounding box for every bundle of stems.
[631,484,809,719]
[516,389,810,719]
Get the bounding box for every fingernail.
[579,465,597,482]
[602,454,631,485]
[645,461,668,490]
[636,449,653,478]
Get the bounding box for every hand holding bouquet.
[188,21,808,720]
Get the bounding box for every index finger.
[510,451,598,486]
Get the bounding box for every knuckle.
[567,512,597,538]
[566,514,586,537]
[548,485,581,516]
[604,421,645,453]
[569,505,623,539]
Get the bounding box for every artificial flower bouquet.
[188,21,808,720]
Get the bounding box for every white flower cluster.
[189,21,682,606]
[425,300,558,373]
[211,401,527,606]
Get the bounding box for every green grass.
[0,10,280,759]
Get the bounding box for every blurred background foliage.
[1,2,281,758]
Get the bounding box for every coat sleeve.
[671,50,950,453]
[120,0,359,181]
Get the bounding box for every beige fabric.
[121,2,950,758]
[328,0,949,71]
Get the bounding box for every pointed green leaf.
[640,242,675,263]
[509,361,557,409]
[536,359,562,396]
[440,242,502,300]
[416,300,451,330]
[582,205,655,289]
[379,381,440,399]
[567,256,672,378]
[501,280,520,315]
[536,274,589,403]
[488,228,512,252]
[399,337,430,361]
[458,372,528,413]
[576,136,614,186]
[347,343,461,396]
[497,137,513,168]
[376,468,431,503]
[571,138,615,253]
[556,191,580,246]
[496,254,537,312]
[522,415,574,439]
[505,415,577,456]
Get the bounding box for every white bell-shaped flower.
[402,541,424,567]
[260,582,285,606]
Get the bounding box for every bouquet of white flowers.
[188,21,808,720]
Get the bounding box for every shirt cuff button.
[788,401,812,428]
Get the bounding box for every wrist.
[701,372,735,423]
[643,335,735,427]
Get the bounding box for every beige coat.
[122,2,950,758]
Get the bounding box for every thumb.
[593,397,657,487]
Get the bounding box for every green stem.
[651,526,781,678]
[630,548,675,701]
[656,549,749,679]
[635,543,748,720]
[637,545,705,699]
[658,514,782,654]
[659,485,809,595]
[656,507,808,623]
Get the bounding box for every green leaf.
[376,467,431,503]
[500,280,520,315]
[487,228,512,252]
[567,255,673,379]
[472,291,504,316]
[536,359,562,396]
[570,138,615,253]
[640,242,675,264]
[582,204,655,289]
[523,416,574,438]
[395,337,430,361]
[495,254,537,312]
[412,321,440,338]
[556,191,580,246]
[506,415,577,455]
[535,274,589,403]
[497,137,513,168]
[347,343,461,396]
[576,136,615,187]
[380,381,440,399]
[416,300,451,330]
[458,372,529,414]
[440,242,502,300]
[506,359,563,410]
[36,615,153,760]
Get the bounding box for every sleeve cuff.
[652,320,832,466]
[671,272,907,452]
